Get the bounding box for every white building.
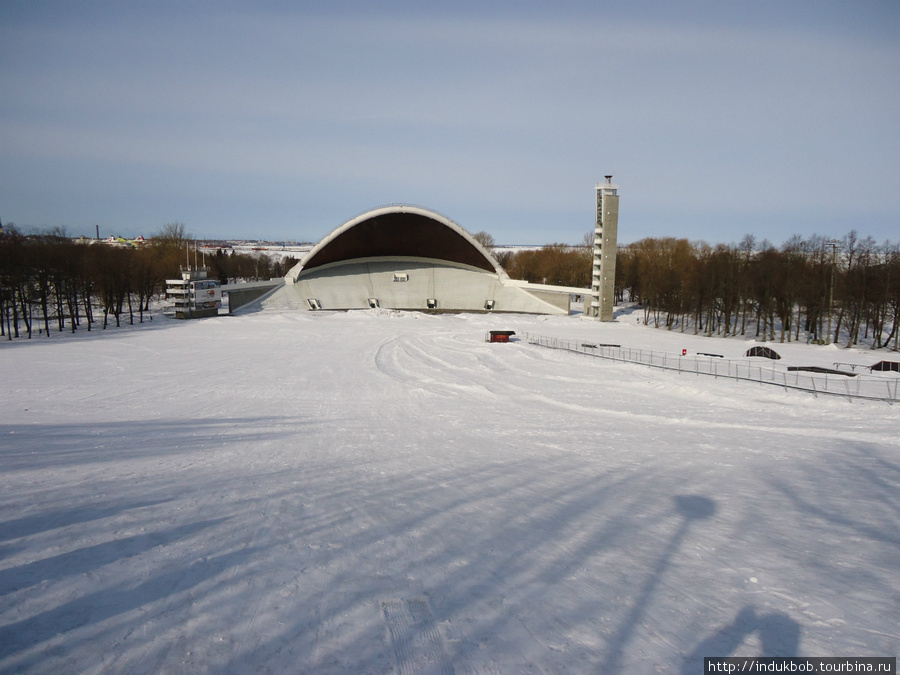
[262,205,582,315]
[166,268,221,319]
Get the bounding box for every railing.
[521,333,900,403]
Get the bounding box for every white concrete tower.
[587,176,619,321]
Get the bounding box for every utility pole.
[825,240,840,345]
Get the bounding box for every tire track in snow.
[383,597,454,675]
[310,536,348,668]
[374,336,497,400]
[379,330,900,448]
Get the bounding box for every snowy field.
[1,307,898,674]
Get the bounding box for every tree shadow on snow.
[0,518,228,596]
[0,416,316,471]
[767,443,900,551]
[0,545,258,665]
[599,495,718,674]
[226,461,734,674]
[0,498,172,544]
[12,436,879,672]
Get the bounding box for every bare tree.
[154,222,191,249]
[472,231,495,250]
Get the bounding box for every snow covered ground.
[1,308,898,673]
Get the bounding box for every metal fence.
[521,332,900,403]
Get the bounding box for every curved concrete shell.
[289,205,502,278]
[264,205,578,314]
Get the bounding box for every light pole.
[825,240,840,345]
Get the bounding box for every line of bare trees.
[474,230,592,288]
[5,222,896,349]
[498,243,592,288]
[615,232,900,349]
[0,224,297,339]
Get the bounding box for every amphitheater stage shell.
[261,205,583,315]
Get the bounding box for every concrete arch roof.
[287,205,504,280]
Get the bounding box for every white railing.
[521,333,900,403]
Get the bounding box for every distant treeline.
[494,231,898,349]
[615,233,900,349]
[493,241,592,288]
[3,224,897,349]
[0,224,298,338]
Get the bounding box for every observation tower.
[586,176,619,321]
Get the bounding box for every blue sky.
[2,1,898,246]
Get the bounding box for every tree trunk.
[18,283,31,338]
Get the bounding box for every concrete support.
[221,279,285,314]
